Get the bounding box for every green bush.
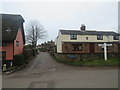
[23,46,33,63]
[32,48,36,56]
[13,54,24,66]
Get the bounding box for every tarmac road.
[2,52,118,88]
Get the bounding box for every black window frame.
[113,35,119,40]
[70,34,77,40]
[97,35,103,40]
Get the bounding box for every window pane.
[72,44,82,51]
[97,35,103,40]
[113,35,119,40]
[70,34,77,40]
[16,41,19,47]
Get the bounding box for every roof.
[1,14,25,43]
[60,30,120,35]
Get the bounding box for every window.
[97,35,103,40]
[113,35,119,40]
[86,37,88,40]
[70,34,77,40]
[71,44,82,51]
[2,51,6,60]
[16,41,19,47]
[2,42,7,46]
[0,42,7,46]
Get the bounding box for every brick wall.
[56,52,118,61]
[0,42,13,60]
[14,28,24,55]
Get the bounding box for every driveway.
[2,52,118,88]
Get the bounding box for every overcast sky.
[1,0,119,44]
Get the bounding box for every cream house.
[55,25,120,53]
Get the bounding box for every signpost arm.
[98,43,112,61]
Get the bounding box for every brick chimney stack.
[80,24,86,30]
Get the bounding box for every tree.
[26,20,46,47]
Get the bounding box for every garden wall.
[55,52,119,62]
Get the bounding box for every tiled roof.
[0,14,25,43]
[60,30,119,35]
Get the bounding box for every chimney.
[80,24,86,30]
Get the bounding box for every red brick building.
[0,14,25,67]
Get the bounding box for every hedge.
[13,54,24,66]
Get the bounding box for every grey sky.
[1,1,118,44]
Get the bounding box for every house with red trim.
[0,14,25,68]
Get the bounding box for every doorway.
[89,43,95,53]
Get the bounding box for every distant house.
[38,40,55,51]
[55,25,120,54]
[0,14,25,67]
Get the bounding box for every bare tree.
[26,20,46,47]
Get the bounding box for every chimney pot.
[80,24,86,30]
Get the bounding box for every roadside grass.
[50,53,119,66]
[68,58,119,66]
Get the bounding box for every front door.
[89,43,95,53]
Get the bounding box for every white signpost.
[98,43,112,60]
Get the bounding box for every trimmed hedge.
[12,45,39,67]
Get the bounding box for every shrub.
[32,48,36,56]
[23,45,34,63]
[13,54,24,66]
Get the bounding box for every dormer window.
[97,35,103,40]
[70,34,77,40]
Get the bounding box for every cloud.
[1,2,118,43]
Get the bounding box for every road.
[2,52,118,88]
